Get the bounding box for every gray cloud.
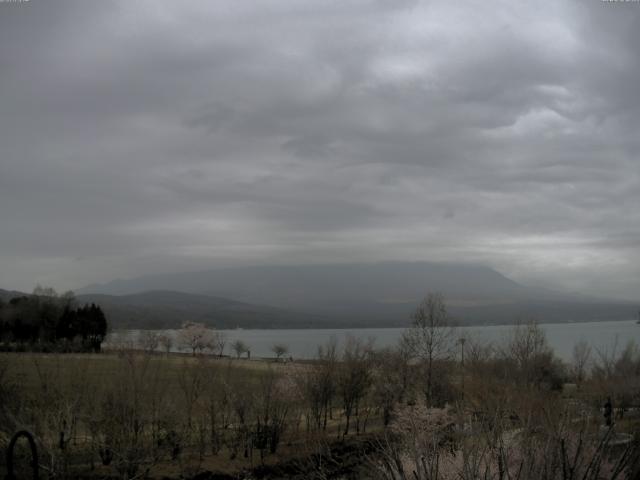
[0,0,639,300]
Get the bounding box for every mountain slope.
[76,290,329,329]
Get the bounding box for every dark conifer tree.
[0,293,108,352]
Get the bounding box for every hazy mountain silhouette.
[76,262,637,326]
[79,262,524,299]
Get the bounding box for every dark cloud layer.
[1,0,639,299]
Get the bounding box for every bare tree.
[465,337,495,366]
[231,339,249,359]
[613,340,640,377]
[572,339,592,384]
[503,321,562,388]
[316,338,338,430]
[138,331,159,354]
[404,292,455,407]
[212,331,226,357]
[593,336,620,380]
[297,338,338,432]
[158,334,173,355]
[271,343,289,361]
[338,336,373,435]
[506,321,549,366]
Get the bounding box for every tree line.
[0,286,107,352]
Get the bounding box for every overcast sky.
[1,0,639,299]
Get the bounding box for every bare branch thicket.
[338,335,374,436]
[222,364,256,461]
[371,346,413,427]
[253,368,296,460]
[296,338,338,433]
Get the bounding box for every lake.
[107,319,640,362]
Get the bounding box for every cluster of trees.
[0,287,108,352]
[372,294,640,480]
[130,322,228,357]
[128,323,291,362]
[124,323,231,358]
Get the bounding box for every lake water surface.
[109,320,640,362]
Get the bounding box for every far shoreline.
[112,317,638,332]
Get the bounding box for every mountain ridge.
[74,261,637,327]
[78,261,523,298]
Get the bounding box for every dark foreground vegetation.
[1,293,640,479]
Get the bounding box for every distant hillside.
[1,288,331,329]
[0,289,27,302]
[76,290,331,329]
[77,262,638,326]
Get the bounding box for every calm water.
[108,320,640,362]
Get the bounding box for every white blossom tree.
[178,322,215,356]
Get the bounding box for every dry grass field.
[0,349,381,479]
